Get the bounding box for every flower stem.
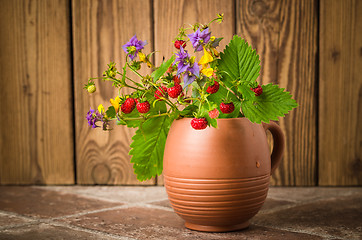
[122,112,170,121]
[126,62,144,79]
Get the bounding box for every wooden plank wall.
[319,0,362,185]
[236,0,318,186]
[0,0,360,186]
[72,0,155,185]
[0,0,74,184]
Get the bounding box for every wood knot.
[249,0,269,18]
[256,161,261,168]
[349,158,362,177]
[331,49,340,63]
[92,163,111,184]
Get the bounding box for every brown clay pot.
[163,118,284,232]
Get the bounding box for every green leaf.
[179,104,198,118]
[149,99,167,115]
[242,83,298,123]
[105,106,116,118]
[218,35,261,86]
[151,55,175,82]
[238,83,256,101]
[129,116,171,181]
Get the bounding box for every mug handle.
[262,122,285,175]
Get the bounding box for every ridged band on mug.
[164,174,270,225]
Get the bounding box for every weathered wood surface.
[319,0,362,185]
[0,0,74,184]
[1,0,359,186]
[236,0,318,186]
[72,0,155,184]
[153,0,235,185]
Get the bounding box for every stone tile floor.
[0,186,361,240]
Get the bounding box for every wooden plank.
[0,0,74,184]
[153,0,235,185]
[236,0,318,186]
[319,0,362,185]
[72,0,155,185]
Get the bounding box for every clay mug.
[163,118,284,232]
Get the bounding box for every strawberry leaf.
[129,115,171,181]
[151,55,175,82]
[238,83,256,101]
[218,35,260,85]
[242,83,298,123]
[105,106,116,118]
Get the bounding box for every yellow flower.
[98,104,105,114]
[201,68,214,77]
[210,47,219,57]
[139,52,153,68]
[146,61,153,68]
[110,96,120,112]
[198,48,213,66]
[139,52,146,62]
[199,47,214,77]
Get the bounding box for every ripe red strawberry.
[136,101,150,113]
[251,85,263,96]
[173,75,181,85]
[191,117,208,130]
[207,81,219,94]
[174,40,186,49]
[154,86,168,99]
[220,102,235,114]
[121,98,136,114]
[167,84,183,98]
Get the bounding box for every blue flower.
[122,35,147,60]
[86,108,107,129]
[173,47,200,88]
[187,28,211,52]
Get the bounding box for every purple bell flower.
[173,47,200,88]
[86,108,103,128]
[122,35,147,60]
[187,28,211,52]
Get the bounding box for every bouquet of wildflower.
[84,14,297,181]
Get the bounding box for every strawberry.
[220,102,235,114]
[136,100,150,113]
[206,81,219,94]
[251,85,263,96]
[167,84,183,98]
[121,98,136,114]
[166,67,173,74]
[208,108,219,119]
[154,86,168,99]
[191,117,208,130]
[174,40,186,49]
[173,75,181,85]
[87,84,96,93]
